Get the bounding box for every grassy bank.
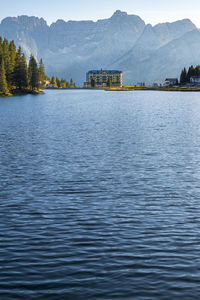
[0,89,44,97]
[105,86,200,92]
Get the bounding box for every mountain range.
[0,10,199,85]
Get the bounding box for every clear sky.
[1,0,200,27]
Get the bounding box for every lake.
[1,90,200,299]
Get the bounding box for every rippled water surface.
[1,90,200,299]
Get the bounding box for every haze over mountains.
[0,10,199,85]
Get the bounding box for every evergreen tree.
[2,39,12,88]
[60,79,67,88]
[195,65,200,77]
[13,48,28,90]
[13,47,22,89]
[8,40,16,88]
[180,68,187,84]
[0,36,46,96]
[51,76,58,88]
[0,35,81,96]
[186,65,195,82]
[0,38,2,62]
[0,36,2,52]
[70,78,75,87]
[28,55,39,90]
[56,77,61,88]
[0,59,9,95]
[38,58,45,88]
[20,54,28,89]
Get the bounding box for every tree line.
[180,65,200,84]
[0,36,77,96]
[48,77,77,88]
[0,37,46,96]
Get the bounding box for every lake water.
[1,90,200,299]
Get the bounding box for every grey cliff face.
[0,11,198,85]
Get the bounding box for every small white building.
[165,78,178,86]
[190,76,200,84]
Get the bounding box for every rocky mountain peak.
[112,10,128,18]
[0,12,199,85]
[1,15,47,28]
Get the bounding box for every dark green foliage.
[8,40,16,88]
[0,36,46,96]
[51,76,58,88]
[195,65,200,76]
[186,65,195,82]
[69,78,76,88]
[0,59,9,95]
[180,68,187,84]
[28,55,39,90]
[38,59,46,88]
[13,47,22,89]
[180,65,200,85]
[20,54,29,89]
[13,47,28,90]
[60,79,67,88]
[2,39,12,88]
[48,76,76,89]
[70,78,73,86]
[56,77,61,88]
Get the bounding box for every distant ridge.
[0,11,198,85]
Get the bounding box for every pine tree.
[28,55,39,90]
[38,58,45,88]
[20,54,28,89]
[0,36,2,52]
[56,77,60,88]
[180,68,187,84]
[51,76,58,88]
[186,65,195,82]
[0,36,46,96]
[2,39,12,88]
[13,47,22,89]
[0,59,9,95]
[60,79,67,88]
[13,48,28,90]
[70,78,74,87]
[8,40,16,88]
[0,39,2,56]
[195,65,200,77]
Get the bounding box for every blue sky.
[1,0,200,26]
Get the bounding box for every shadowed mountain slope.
[0,11,198,85]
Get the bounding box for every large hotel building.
[84,70,122,88]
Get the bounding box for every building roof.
[165,78,178,81]
[88,70,122,74]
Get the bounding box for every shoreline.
[2,87,200,97]
[104,87,200,92]
[0,89,44,98]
